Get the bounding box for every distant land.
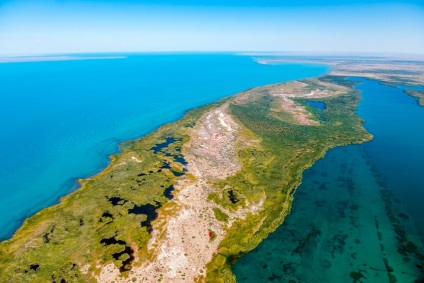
[0,55,126,63]
[0,55,423,282]
[259,54,424,107]
[255,54,424,86]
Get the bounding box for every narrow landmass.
[405,90,424,106]
[0,75,372,283]
[257,56,424,86]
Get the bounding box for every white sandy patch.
[79,264,91,275]
[96,263,120,282]
[217,111,233,132]
[131,156,141,163]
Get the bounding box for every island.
[0,74,374,282]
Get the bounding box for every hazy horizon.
[1,0,423,56]
[2,51,424,60]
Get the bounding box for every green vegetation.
[213,208,230,223]
[319,75,359,88]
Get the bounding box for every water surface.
[306,100,326,110]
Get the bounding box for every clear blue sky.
[0,0,423,56]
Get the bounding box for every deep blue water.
[306,100,326,110]
[357,80,424,230]
[0,54,329,240]
[233,79,424,282]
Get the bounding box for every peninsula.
[0,75,372,282]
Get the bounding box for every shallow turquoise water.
[0,54,329,240]
[233,79,424,282]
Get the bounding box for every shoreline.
[0,74,372,282]
[2,96,234,243]
[0,75,372,282]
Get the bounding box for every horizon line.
[1,51,424,63]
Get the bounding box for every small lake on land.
[306,100,326,110]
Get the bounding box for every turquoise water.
[233,79,424,282]
[0,54,329,240]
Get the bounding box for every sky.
[0,0,423,56]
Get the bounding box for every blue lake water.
[0,54,329,240]
[233,79,424,282]
[306,100,326,110]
